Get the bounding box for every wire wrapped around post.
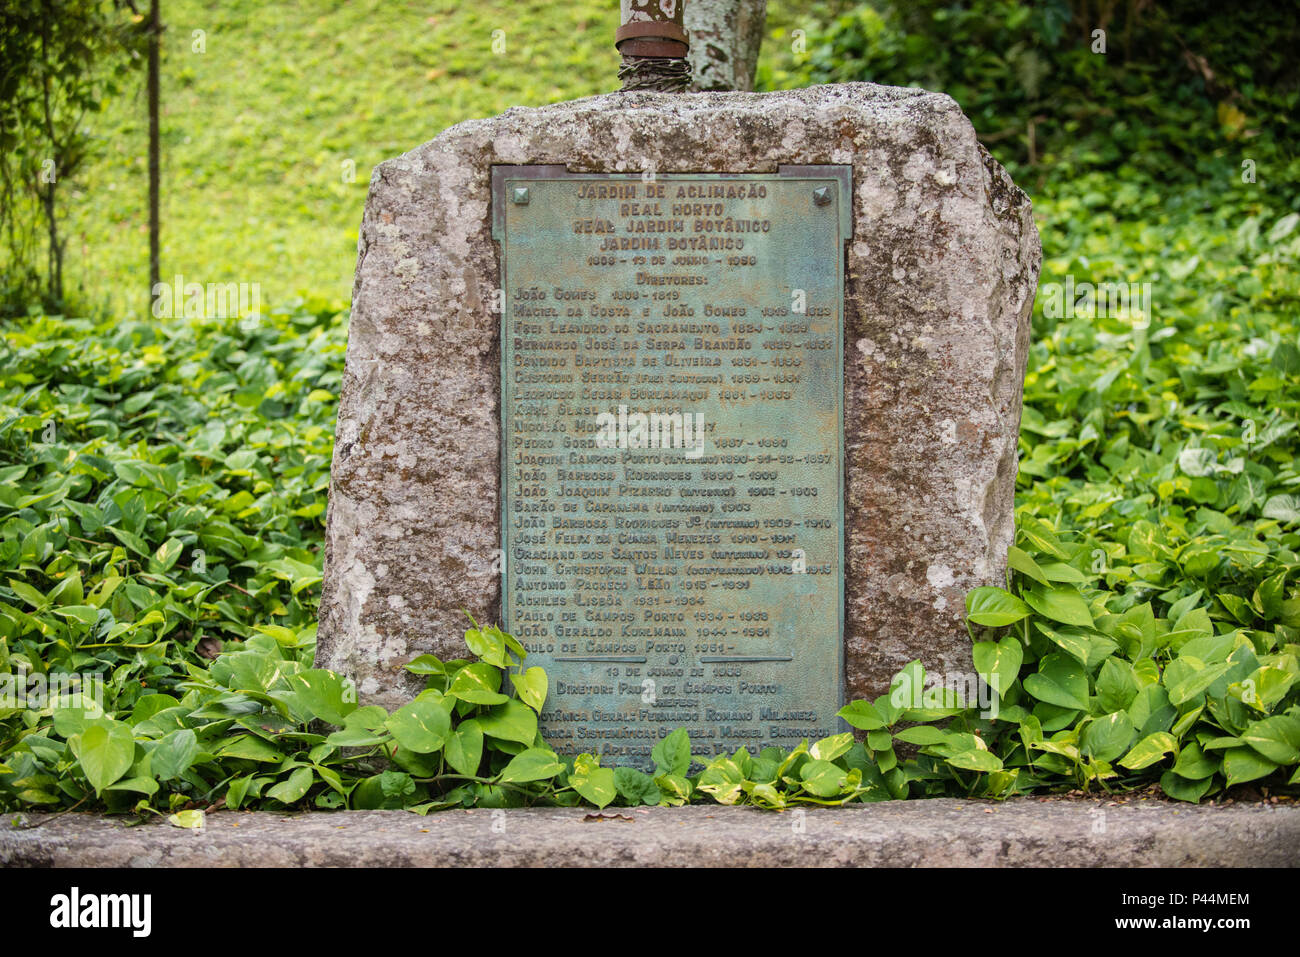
[617,1,692,92]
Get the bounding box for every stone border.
[4,799,1295,867]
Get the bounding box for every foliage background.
[0,0,1297,813]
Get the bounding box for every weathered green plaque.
[494,165,849,768]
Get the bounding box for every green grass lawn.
[68,0,627,312]
[64,0,838,315]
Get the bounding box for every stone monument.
[317,20,1040,765]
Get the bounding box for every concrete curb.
[4,797,1297,867]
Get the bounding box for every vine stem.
[15,794,87,829]
[785,787,874,807]
[411,773,541,799]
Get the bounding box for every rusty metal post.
[147,0,162,295]
[617,0,692,92]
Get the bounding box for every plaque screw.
[812,186,832,207]
[512,187,530,205]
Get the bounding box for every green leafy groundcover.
[1,184,1299,813]
[4,609,1299,815]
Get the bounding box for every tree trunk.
[686,0,768,92]
[42,185,61,307]
[38,21,62,305]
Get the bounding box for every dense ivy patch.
[0,303,343,811]
[1,185,1296,813]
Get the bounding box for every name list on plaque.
[493,165,849,768]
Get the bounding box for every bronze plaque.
[494,165,849,768]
